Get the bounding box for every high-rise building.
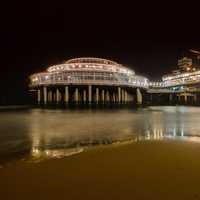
[178,57,193,72]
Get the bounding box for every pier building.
[30,58,149,105]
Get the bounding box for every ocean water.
[0,106,200,165]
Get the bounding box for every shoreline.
[1,140,200,199]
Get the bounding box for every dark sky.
[0,1,200,104]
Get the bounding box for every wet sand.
[1,140,200,200]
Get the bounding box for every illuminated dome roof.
[47,57,135,75]
[66,57,119,65]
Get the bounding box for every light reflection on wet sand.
[1,106,200,163]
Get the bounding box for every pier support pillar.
[88,85,92,103]
[184,94,187,104]
[118,87,121,103]
[75,88,79,103]
[136,88,142,105]
[53,93,55,102]
[130,93,134,103]
[113,93,116,103]
[96,88,99,104]
[48,90,52,103]
[102,90,105,103]
[125,90,128,103]
[56,89,59,104]
[106,91,110,103]
[83,90,87,103]
[121,89,124,103]
[65,86,69,103]
[43,86,47,104]
[37,89,41,104]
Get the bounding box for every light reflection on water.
[0,106,200,164]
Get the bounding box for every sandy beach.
[1,140,200,200]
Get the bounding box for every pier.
[30,56,200,106]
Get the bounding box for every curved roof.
[65,57,119,65]
[46,57,135,75]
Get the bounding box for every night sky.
[0,1,200,104]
